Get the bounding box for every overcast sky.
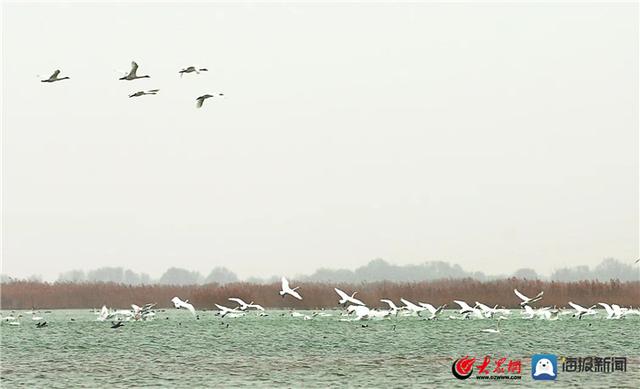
[2,1,638,281]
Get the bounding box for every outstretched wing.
[380,299,397,310]
[184,302,196,316]
[281,276,290,290]
[568,301,585,312]
[513,289,529,302]
[49,70,61,80]
[127,61,139,77]
[196,97,204,108]
[289,289,302,300]
[228,298,245,306]
[419,302,437,314]
[334,288,349,300]
[598,303,613,315]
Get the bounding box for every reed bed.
[1,278,637,310]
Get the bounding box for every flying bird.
[400,298,427,316]
[334,288,365,306]
[514,289,544,307]
[119,61,150,80]
[196,93,224,108]
[215,304,242,318]
[129,89,159,98]
[171,296,196,317]
[179,66,208,76]
[228,298,265,311]
[568,302,597,320]
[380,299,400,315]
[41,70,69,83]
[279,276,302,300]
[419,302,447,320]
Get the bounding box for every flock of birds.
[40,61,223,108]
[2,277,639,332]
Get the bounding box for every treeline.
[3,258,637,285]
[1,279,638,310]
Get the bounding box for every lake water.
[1,309,638,388]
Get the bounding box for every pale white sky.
[2,1,638,281]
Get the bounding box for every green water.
[1,310,638,388]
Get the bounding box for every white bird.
[514,289,544,307]
[598,303,617,319]
[129,89,159,98]
[610,304,639,319]
[119,61,150,80]
[97,305,109,321]
[400,298,427,316]
[179,66,208,76]
[380,299,400,315]
[228,298,265,311]
[453,300,483,319]
[419,303,447,320]
[279,277,302,300]
[334,288,365,306]
[171,296,196,317]
[41,69,69,83]
[475,302,510,319]
[346,305,371,321]
[568,302,597,320]
[215,304,242,318]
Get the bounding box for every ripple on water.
[1,310,639,388]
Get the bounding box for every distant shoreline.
[1,279,638,310]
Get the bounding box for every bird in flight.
[129,89,160,98]
[179,66,208,77]
[196,93,223,108]
[279,276,302,300]
[41,70,70,83]
[119,61,150,80]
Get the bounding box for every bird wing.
[49,70,61,80]
[228,298,246,307]
[128,61,139,77]
[334,288,349,301]
[598,303,613,315]
[453,300,471,310]
[184,303,196,316]
[249,304,265,311]
[350,296,365,306]
[281,276,290,290]
[171,297,183,308]
[289,289,302,300]
[419,303,437,314]
[513,289,529,302]
[568,302,585,312]
[380,299,397,310]
[401,298,421,311]
[533,291,544,299]
[612,304,623,316]
[196,97,204,108]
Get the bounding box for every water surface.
[1,310,638,387]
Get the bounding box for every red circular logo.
[452,357,475,380]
